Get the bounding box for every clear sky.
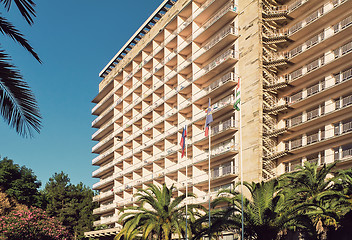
[0,0,164,188]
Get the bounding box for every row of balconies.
[287,79,325,104]
[93,215,119,227]
[92,137,237,190]
[284,119,352,152]
[283,141,352,174]
[334,118,352,135]
[92,6,237,120]
[92,47,237,140]
[285,127,326,150]
[92,93,236,163]
[284,40,352,83]
[283,70,351,123]
[284,151,325,173]
[286,101,328,128]
[334,143,352,161]
[193,1,237,40]
[92,116,236,179]
[264,0,349,41]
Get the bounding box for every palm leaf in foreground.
[115,184,204,240]
[0,0,36,25]
[200,180,314,240]
[0,50,41,137]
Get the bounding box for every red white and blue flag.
[180,125,187,158]
[204,99,213,137]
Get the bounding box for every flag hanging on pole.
[234,78,240,111]
[204,99,213,137]
[180,125,187,158]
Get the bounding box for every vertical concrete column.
[238,0,263,183]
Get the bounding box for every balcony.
[193,93,235,124]
[283,0,352,41]
[93,202,117,215]
[92,79,114,104]
[92,172,118,190]
[287,72,352,112]
[194,1,237,43]
[91,100,119,128]
[193,0,230,21]
[194,72,238,104]
[194,24,238,64]
[194,49,238,85]
[92,190,114,202]
[91,90,115,117]
[211,162,238,181]
[193,117,237,144]
[92,157,118,178]
[284,43,352,87]
[285,128,352,155]
[194,139,238,167]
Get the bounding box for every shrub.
[0,207,71,240]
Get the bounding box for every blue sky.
[0,0,163,188]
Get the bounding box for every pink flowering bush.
[0,207,71,240]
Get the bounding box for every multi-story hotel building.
[85,0,352,238]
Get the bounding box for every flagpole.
[238,79,244,240]
[185,124,188,240]
[208,98,211,233]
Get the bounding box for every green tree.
[0,0,41,137]
[43,172,98,240]
[201,179,312,240]
[281,162,351,240]
[0,157,42,207]
[115,183,204,240]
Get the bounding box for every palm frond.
[0,14,41,62]
[0,0,36,25]
[0,50,41,137]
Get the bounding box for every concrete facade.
[86,0,352,238]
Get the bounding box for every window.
[291,137,303,149]
[342,119,352,133]
[306,82,320,96]
[342,68,352,81]
[291,114,302,126]
[222,162,232,175]
[290,91,303,103]
[307,106,320,120]
[285,159,302,173]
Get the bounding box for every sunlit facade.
[85,0,352,238]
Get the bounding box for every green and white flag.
[234,78,240,111]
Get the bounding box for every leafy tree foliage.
[0,207,70,240]
[0,0,42,137]
[0,157,42,207]
[195,179,313,240]
[115,184,204,240]
[281,162,351,239]
[43,172,98,240]
[0,190,27,215]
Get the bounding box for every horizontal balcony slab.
[285,77,352,110]
[288,51,352,87]
[282,104,352,139]
[287,131,352,155]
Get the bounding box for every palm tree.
[115,183,205,240]
[197,179,312,240]
[0,0,42,137]
[281,162,351,240]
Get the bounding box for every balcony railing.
[200,1,237,33]
[193,72,238,101]
[204,25,238,51]
[211,161,238,179]
[204,49,237,73]
[93,202,116,214]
